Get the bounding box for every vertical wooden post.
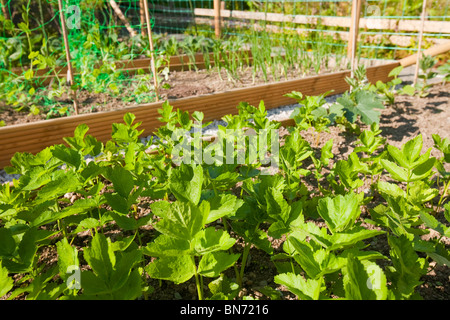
[139,0,146,36]
[214,0,221,38]
[1,0,10,20]
[142,0,160,101]
[348,0,361,78]
[57,0,79,115]
[413,0,427,87]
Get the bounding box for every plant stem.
[438,179,450,208]
[238,242,251,287]
[192,256,204,300]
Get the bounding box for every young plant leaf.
[145,255,196,284]
[169,164,203,205]
[343,254,388,300]
[274,273,323,300]
[198,251,240,278]
[0,261,14,297]
[317,192,361,233]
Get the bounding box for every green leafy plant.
[144,163,241,300]
[333,66,385,127]
[414,54,438,97]
[437,60,450,84]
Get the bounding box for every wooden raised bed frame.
[0,61,399,169]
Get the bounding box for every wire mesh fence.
[0,0,448,120]
[148,0,449,60]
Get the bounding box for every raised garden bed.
[0,61,398,169]
[0,81,449,301]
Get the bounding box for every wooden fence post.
[140,0,146,36]
[348,0,362,78]
[413,0,427,87]
[57,0,79,115]
[214,0,221,38]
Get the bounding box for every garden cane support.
[57,0,79,115]
[143,0,160,101]
[413,0,428,87]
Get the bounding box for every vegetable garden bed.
[0,61,397,169]
[0,75,449,301]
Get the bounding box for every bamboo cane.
[142,0,160,101]
[413,0,427,87]
[348,0,361,78]
[108,0,138,37]
[1,0,10,20]
[57,0,79,115]
[214,0,221,38]
[399,41,450,67]
[140,0,146,36]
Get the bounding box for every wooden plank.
[194,8,450,34]
[399,41,450,67]
[0,62,399,169]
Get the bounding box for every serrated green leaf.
[288,236,322,279]
[420,211,448,236]
[0,261,14,297]
[317,192,361,233]
[0,228,16,258]
[169,164,203,205]
[208,274,239,299]
[83,233,115,281]
[18,227,38,267]
[56,238,79,282]
[381,159,408,182]
[377,181,406,198]
[265,187,290,223]
[154,201,206,241]
[205,194,243,224]
[110,249,142,291]
[145,255,195,284]
[274,273,323,300]
[387,234,427,299]
[143,234,191,257]
[198,251,240,277]
[104,193,129,214]
[51,145,82,169]
[343,254,388,300]
[410,157,436,181]
[192,227,236,255]
[37,171,81,202]
[104,166,135,199]
[328,228,385,251]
